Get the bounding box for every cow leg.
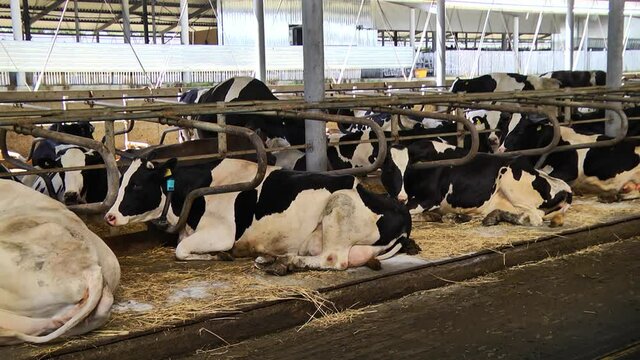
[174,226,235,261]
[482,209,543,226]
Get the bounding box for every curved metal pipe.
[148,116,268,234]
[372,107,480,169]
[0,128,57,197]
[272,110,387,176]
[11,126,120,215]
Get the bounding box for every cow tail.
[12,267,104,344]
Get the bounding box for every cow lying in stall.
[450,72,561,93]
[0,179,120,345]
[381,140,573,227]
[267,110,502,171]
[497,113,640,202]
[104,157,419,275]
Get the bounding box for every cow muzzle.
[105,213,117,226]
[397,193,408,204]
[64,192,84,205]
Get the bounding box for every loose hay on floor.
[412,197,640,260]
[13,196,639,358]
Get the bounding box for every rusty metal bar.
[8,126,120,215]
[140,116,267,234]
[0,129,57,196]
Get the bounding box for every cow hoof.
[400,237,422,255]
[549,214,564,228]
[416,211,443,223]
[254,255,276,266]
[444,213,472,224]
[482,212,500,226]
[262,261,290,276]
[215,252,235,262]
[365,258,382,271]
[598,193,621,203]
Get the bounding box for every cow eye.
[132,183,143,191]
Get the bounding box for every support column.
[410,8,416,49]
[21,0,30,40]
[583,17,589,71]
[10,0,26,89]
[180,0,191,83]
[74,0,80,42]
[122,0,132,43]
[436,0,445,87]
[302,0,327,172]
[605,0,625,137]
[565,0,574,70]
[514,16,520,73]
[152,0,157,44]
[142,0,150,44]
[254,0,266,81]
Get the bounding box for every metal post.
[410,8,416,49]
[122,0,132,43]
[583,16,589,70]
[152,0,157,44]
[514,16,520,73]
[254,0,266,81]
[180,0,191,83]
[302,0,327,171]
[565,0,574,70]
[74,0,80,42]
[142,0,150,44]
[10,0,26,89]
[436,0,445,87]
[21,0,30,41]
[217,0,224,45]
[605,0,625,137]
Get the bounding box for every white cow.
[0,180,120,345]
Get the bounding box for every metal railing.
[1,83,640,232]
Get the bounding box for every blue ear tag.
[166,178,175,192]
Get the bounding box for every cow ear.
[158,158,177,178]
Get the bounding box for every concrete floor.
[183,238,640,360]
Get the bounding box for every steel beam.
[74,0,80,42]
[435,0,445,87]
[302,0,327,171]
[9,0,26,89]
[606,0,625,137]
[21,0,30,40]
[142,0,150,44]
[565,0,574,70]
[160,7,208,34]
[152,0,157,44]
[121,0,132,43]
[95,3,141,32]
[254,0,266,81]
[514,16,520,73]
[30,0,65,23]
[410,8,416,49]
[180,0,191,83]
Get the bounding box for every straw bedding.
[14,196,639,357]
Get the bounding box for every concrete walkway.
[184,238,640,360]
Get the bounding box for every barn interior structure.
[0,1,639,359]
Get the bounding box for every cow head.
[381,145,410,204]
[497,113,549,153]
[47,147,102,205]
[105,158,177,226]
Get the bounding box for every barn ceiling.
[0,0,216,37]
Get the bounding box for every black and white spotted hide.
[105,157,419,273]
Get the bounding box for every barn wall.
[219,0,377,46]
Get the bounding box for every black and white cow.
[104,157,419,274]
[193,77,305,145]
[22,145,107,205]
[267,113,501,171]
[381,140,573,226]
[0,179,120,344]
[540,70,606,88]
[450,73,561,93]
[30,122,95,167]
[178,88,209,142]
[497,114,640,201]
[339,108,444,133]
